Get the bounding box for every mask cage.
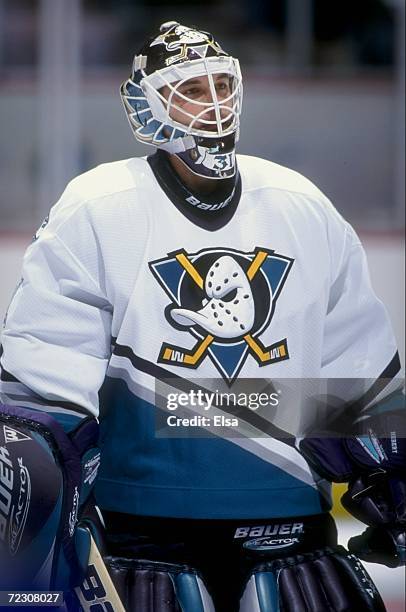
[121,55,242,150]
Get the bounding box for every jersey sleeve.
[321,220,401,408]
[0,191,113,420]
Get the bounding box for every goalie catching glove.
[299,395,406,567]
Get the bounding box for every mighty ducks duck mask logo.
[150,247,293,383]
[150,24,225,65]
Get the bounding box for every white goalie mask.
[171,256,255,339]
[121,22,243,179]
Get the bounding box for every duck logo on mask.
[150,24,224,65]
[149,247,294,384]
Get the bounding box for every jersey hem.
[95,479,329,519]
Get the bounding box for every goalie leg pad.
[104,557,215,612]
[239,546,386,612]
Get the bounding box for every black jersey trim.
[0,393,89,416]
[0,366,90,416]
[147,150,242,231]
[350,351,401,413]
[0,367,16,382]
[112,342,296,443]
[321,351,402,433]
[112,344,402,439]
[379,351,401,379]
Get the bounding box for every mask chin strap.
[160,135,196,154]
[159,131,237,179]
[173,140,237,179]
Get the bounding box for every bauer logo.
[68,486,80,537]
[3,425,31,444]
[150,246,293,384]
[76,563,115,612]
[243,536,300,552]
[0,448,32,554]
[84,452,101,486]
[0,446,13,543]
[234,522,304,539]
[9,457,31,555]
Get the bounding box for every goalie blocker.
[299,393,406,569]
[0,404,100,593]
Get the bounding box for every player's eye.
[215,82,230,97]
[181,87,201,98]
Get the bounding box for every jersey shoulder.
[237,154,326,202]
[237,154,352,244]
[67,157,149,202]
[39,157,151,235]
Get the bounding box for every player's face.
[161,74,233,132]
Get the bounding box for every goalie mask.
[121,22,243,179]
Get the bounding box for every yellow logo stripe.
[247,250,268,281]
[163,347,172,360]
[175,253,204,289]
[184,335,214,364]
[244,334,270,362]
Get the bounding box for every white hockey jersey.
[0,154,400,519]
